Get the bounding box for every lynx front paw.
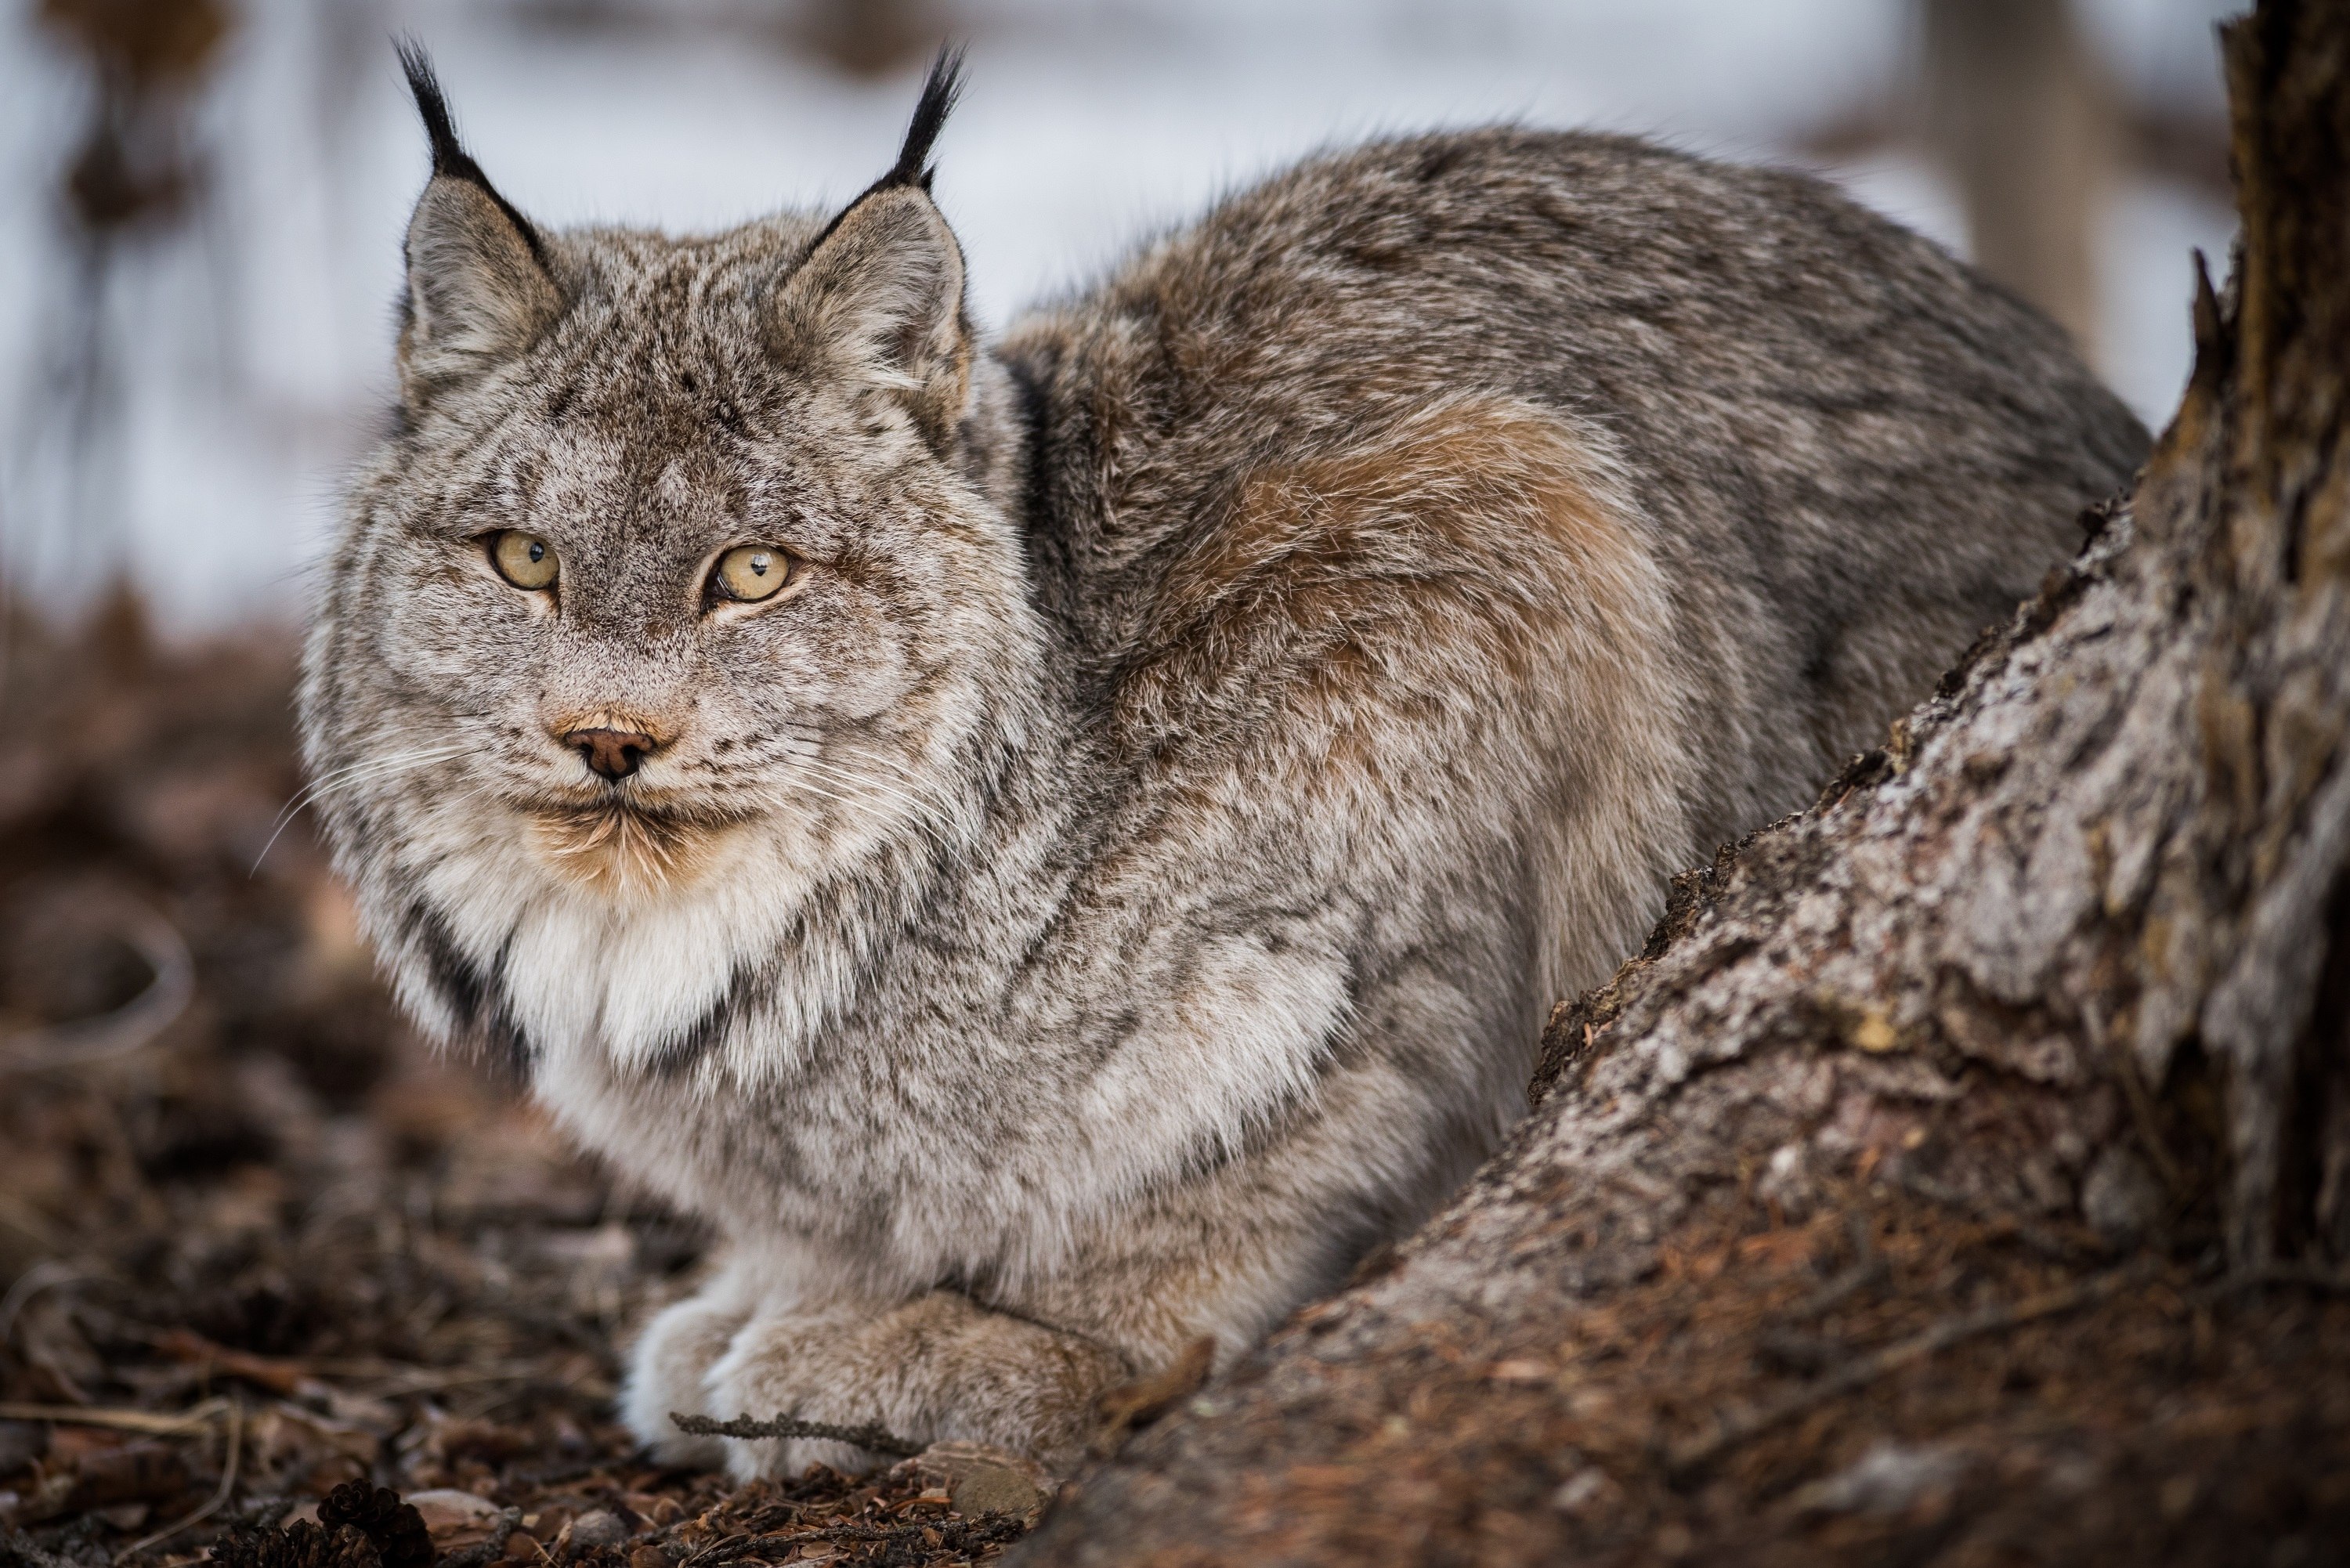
[622,1288,755,1467]
[703,1291,1133,1479]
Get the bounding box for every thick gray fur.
[300,52,2148,1476]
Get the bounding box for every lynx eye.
[710,544,795,605]
[490,531,559,591]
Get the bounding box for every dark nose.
[565,727,659,781]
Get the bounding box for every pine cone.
[210,1519,382,1568]
[318,1482,435,1568]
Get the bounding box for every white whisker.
[780,753,966,853]
[251,740,479,875]
[269,742,476,827]
[768,768,960,862]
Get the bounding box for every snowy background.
[0,0,2240,634]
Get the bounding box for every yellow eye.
[491,531,559,591]
[712,544,794,604]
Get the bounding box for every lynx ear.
[394,42,561,405]
[774,49,972,446]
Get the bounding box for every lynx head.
[300,45,1041,1057]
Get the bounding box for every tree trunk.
[1014,3,2350,1563]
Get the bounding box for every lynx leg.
[704,1291,1134,1479]
[621,1263,759,1466]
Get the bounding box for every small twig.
[2190,1261,2350,1304]
[504,1455,625,1490]
[151,1329,309,1395]
[0,1399,230,1436]
[675,1531,752,1568]
[1,909,192,1075]
[671,1411,924,1458]
[1894,1169,2103,1262]
[0,1262,92,1347]
[117,1394,240,1562]
[692,1514,1029,1567]
[357,1361,560,1396]
[1781,1216,1888,1321]
[1093,1336,1216,1455]
[1784,1253,1889,1321]
[781,1515,1029,1545]
[2106,1051,2189,1198]
[1669,1259,2153,1476]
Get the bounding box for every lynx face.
[345,262,1015,898]
[301,52,1048,1081]
[302,53,1039,1060]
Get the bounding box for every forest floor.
[2,601,2348,1568]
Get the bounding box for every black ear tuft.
[395,38,547,266]
[395,38,467,181]
[883,44,966,193]
[806,44,967,252]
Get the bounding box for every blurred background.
[0,0,2240,631]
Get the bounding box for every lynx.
[301,46,2148,1476]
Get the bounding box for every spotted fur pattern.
[301,55,2148,1476]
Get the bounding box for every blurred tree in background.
[1924,0,2115,359]
[21,0,234,588]
[42,0,234,235]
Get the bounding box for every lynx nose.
[565,726,659,781]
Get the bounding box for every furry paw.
[622,1283,756,1466]
[703,1291,1133,1479]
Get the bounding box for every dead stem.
[1667,1258,2157,1476]
[671,1411,925,1459]
[117,1395,240,1562]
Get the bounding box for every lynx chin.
[302,45,2148,1476]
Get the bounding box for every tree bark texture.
[1014,4,2350,1563]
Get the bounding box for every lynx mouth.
[528,798,739,894]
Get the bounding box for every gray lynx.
[301,47,2147,1475]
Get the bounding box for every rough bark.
[1014,4,2350,1563]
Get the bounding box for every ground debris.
[209,1520,385,1568]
